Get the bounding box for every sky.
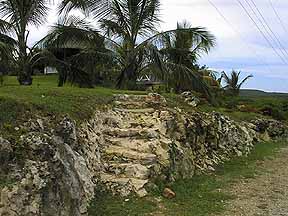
[29,0,288,92]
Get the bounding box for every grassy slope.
[198,95,288,122]
[88,141,287,216]
[1,76,286,125]
[0,76,144,126]
[164,93,268,122]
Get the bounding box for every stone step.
[113,108,155,114]
[105,163,150,179]
[113,94,149,102]
[113,94,166,106]
[106,137,156,153]
[100,173,148,197]
[113,101,150,109]
[104,146,157,164]
[104,128,159,139]
[104,128,141,138]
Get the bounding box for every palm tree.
[0,0,51,85]
[0,29,16,75]
[160,21,215,93]
[222,70,253,96]
[36,15,109,87]
[41,0,216,90]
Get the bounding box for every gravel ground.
[223,147,288,216]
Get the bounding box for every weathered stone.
[104,128,141,137]
[105,146,157,164]
[36,119,45,130]
[0,160,49,216]
[125,164,150,179]
[57,117,77,145]
[181,91,201,107]
[136,188,148,197]
[0,137,12,168]
[252,119,288,139]
[163,188,176,199]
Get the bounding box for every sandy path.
[223,147,288,216]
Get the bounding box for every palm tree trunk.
[17,29,32,85]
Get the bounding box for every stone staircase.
[99,94,171,197]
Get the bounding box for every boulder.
[163,188,176,199]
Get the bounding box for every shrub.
[260,106,287,121]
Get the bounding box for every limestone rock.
[125,164,150,179]
[57,117,77,145]
[181,91,201,107]
[163,188,176,199]
[0,160,49,216]
[0,137,13,168]
[252,119,288,139]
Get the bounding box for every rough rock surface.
[0,93,287,215]
[0,125,94,215]
[181,91,201,107]
[0,137,13,169]
[78,94,287,197]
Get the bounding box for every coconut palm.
[222,70,253,96]
[36,15,110,87]
[160,21,215,93]
[41,0,216,90]
[0,0,52,85]
[0,27,16,74]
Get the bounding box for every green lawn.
[198,95,288,122]
[0,76,145,126]
[1,75,287,126]
[88,141,287,216]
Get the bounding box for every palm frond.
[238,74,253,89]
[58,0,111,18]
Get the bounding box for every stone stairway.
[99,94,171,197]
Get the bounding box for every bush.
[224,99,239,110]
[260,106,287,121]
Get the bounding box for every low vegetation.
[1,75,287,131]
[0,75,145,125]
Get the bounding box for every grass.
[198,95,288,122]
[1,76,287,126]
[88,190,157,216]
[0,75,145,126]
[164,93,267,122]
[88,141,287,216]
[161,141,287,216]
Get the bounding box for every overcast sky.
[29,0,288,92]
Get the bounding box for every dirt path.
[223,147,288,216]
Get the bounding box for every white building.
[44,67,58,74]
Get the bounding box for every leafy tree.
[0,0,52,85]
[40,0,216,91]
[222,70,253,96]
